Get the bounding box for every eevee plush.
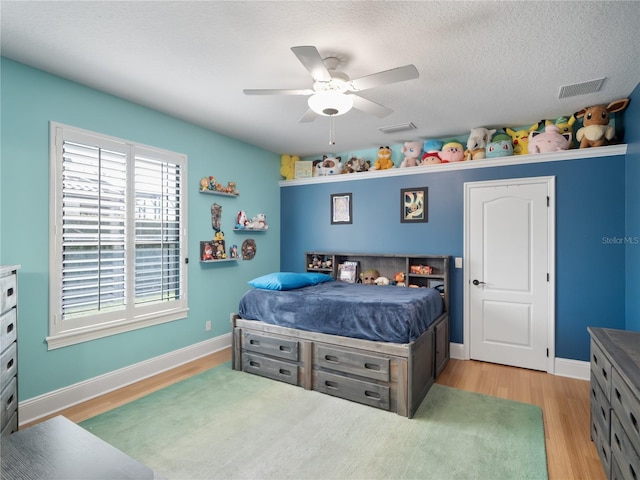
[575,99,630,148]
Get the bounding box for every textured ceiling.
[2,1,639,157]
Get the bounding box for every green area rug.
[80,363,547,480]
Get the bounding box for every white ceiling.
[2,1,640,158]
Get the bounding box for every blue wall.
[281,150,632,362]
[0,58,281,400]
[625,82,640,331]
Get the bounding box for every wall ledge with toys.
[279,144,627,188]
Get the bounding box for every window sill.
[46,307,189,350]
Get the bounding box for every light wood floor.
[26,349,605,480]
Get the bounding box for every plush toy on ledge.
[280,154,299,180]
[372,146,394,170]
[464,127,496,160]
[421,151,442,165]
[315,155,343,176]
[506,123,539,155]
[400,141,423,167]
[485,131,514,158]
[528,124,572,153]
[343,155,371,173]
[575,99,630,148]
[439,141,465,163]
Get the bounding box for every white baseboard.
[448,342,590,381]
[19,333,232,427]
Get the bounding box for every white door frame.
[462,176,556,373]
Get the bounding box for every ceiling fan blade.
[351,95,393,118]
[291,46,331,82]
[299,109,317,123]
[349,64,419,92]
[243,88,313,96]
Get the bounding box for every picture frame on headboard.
[401,187,428,223]
[331,193,352,225]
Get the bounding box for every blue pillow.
[248,272,314,291]
[301,272,334,285]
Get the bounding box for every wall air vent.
[558,78,605,99]
[378,122,417,134]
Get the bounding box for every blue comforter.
[238,282,443,344]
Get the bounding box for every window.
[48,123,188,349]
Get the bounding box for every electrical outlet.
[455,257,463,269]
[205,320,211,331]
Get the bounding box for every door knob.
[472,279,486,286]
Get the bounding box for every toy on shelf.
[230,244,239,259]
[547,116,576,137]
[235,210,249,229]
[439,141,465,163]
[201,242,215,261]
[360,269,380,285]
[423,139,444,154]
[464,127,496,160]
[410,265,433,275]
[421,151,442,165]
[400,141,423,168]
[245,213,268,230]
[373,146,394,170]
[211,203,222,232]
[280,154,299,180]
[200,176,239,195]
[213,231,227,259]
[528,124,572,153]
[343,155,371,173]
[575,99,630,148]
[394,272,406,287]
[505,123,539,155]
[315,155,343,176]
[374,276,390,286]
[485,131,514,158]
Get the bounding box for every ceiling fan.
[243,46,419,123]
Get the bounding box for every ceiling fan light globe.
[308,92,353,116]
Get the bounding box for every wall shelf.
[199,258,238,264]
[233,228,267,232]
[199,189,238,197]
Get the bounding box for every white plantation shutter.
[49,123,188,349]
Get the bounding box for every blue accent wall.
[282,152,631,362]
[0,58,281,400]
[626,82,640,331]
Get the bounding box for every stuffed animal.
[575,99,630,148]
[280,154,299,180]
[400,141,423,168]
[423,139,444,154]
[200,177,209,191]
[374,276,390,286]
[361,269,380,285]
[373,146,394,170]
[201,242,215,261]
[464,127,496,160]
[421,151,442,165]
[506,123,539,155]
[246,213,268,230]
[485,132,514,158]
[343,155,371,173]
[439,141,465,163]
[315,155,342,176]
[235,210,248,229]
[394,272,406,287]
[528,124,572,153]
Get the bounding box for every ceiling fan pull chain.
[329,115,336,146]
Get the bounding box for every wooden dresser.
[588,327,640,480]
[0,265,19,437]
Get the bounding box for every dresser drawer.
[591,339,613,401]
[592,401,612,479]
[0,342,17,392]
[241,352,299,386]
[611,412,640,480]
[0,377,17,432]
[0,309,16,353]
[0,274,17,315]
[315,370,390,411]
[592,374,611,441]
[612,369,640,457]
[0,409,17,437]
[242,331,299,362]
[315,343,390,382]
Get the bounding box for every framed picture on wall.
[401,187,428,223]
[331,193,352,225]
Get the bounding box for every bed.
[231,254,450,418]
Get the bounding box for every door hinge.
[547,196,550,207]
[185,258,189,264]
[546,348,549,357]
[547,273,549,282]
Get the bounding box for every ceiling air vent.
[558,78,605,99]
[378,122,417,134]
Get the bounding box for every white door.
[464,177,554,372]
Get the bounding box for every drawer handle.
[249,339,260,346]
[602,368,607,380]
[6,394,14,406]
[615,388,621,402]
[364,363,381,371]
[6,323,14,334]
[324,380,339,390]
[279,345,292,353]
[600,406,606,420]
[6,358,13,370]
[249,360,261,368]
[592,421,598,435]
[6,287,13,297]
[631,412,638,432]
[614,432,621,448]
[364,390,381,400]
[591,387,596,399]
[278,368,291,377]
[593,353,598,365]
[324,355,339,363]
[630,464,637,480]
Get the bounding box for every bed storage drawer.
[0,377,17,432]
[0,309,16,352]
[242,331,299,362]
[0,343,17,391]
[314,344,390,382]
[315,370,390,411]
[612,370,640,457]
[592,373,611,439]
[591,339,612,401]
[241,352,299,386]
